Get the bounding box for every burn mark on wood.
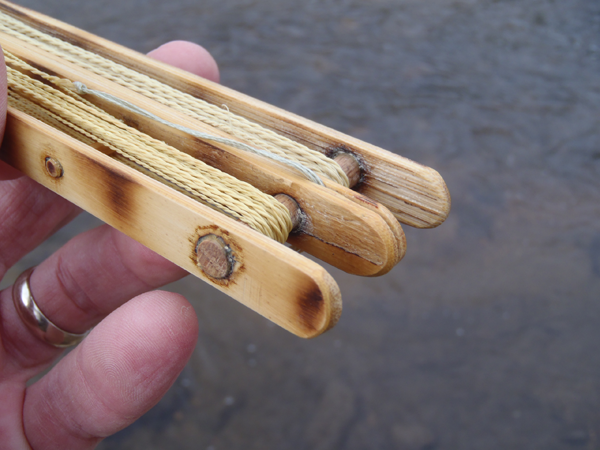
[77,153,137,227]
[295,284,325,333]
[188,225,244,287]
[0,3,29,22]
[120,115,140,129]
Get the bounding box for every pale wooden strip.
[1,107,341,338]
[0,33,404,276]
[0,0,450,229]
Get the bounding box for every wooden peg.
[274,194,303,231]
[195,234,232,279]
[44,156,63,178]
[333,152,361,188]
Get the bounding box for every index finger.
[147,40,220,82]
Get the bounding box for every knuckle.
[54,254,102,318]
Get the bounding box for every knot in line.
[73,81,88,95]
[72,82,325,186]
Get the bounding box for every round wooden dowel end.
[44,157,63,178]
[333,152,361,188]
[195,234,232,279]
[274,194,303,231]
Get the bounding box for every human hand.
[0,41,219,449]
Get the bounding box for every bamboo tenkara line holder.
[0,1,450,338]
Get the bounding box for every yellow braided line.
[5,53,292,242]
[8,93,100,148]
[0,12,350,187]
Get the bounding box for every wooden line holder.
[0,1,450,338]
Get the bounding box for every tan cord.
[5,52,293,243]
[0,12,350,187]
[72,81,325,186]
[8,92,100,148]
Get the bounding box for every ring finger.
[1,224,188,368]
[0,40,220,368]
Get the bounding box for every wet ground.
[4,0,600,448]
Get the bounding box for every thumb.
[22,291,198,450]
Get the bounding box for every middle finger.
[2,224,187,368]
[0,172,80,276]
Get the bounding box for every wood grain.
[1,108,342,338]
[0,33,405,276]
[0,0,450,229]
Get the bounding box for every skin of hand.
[0,41,219,450]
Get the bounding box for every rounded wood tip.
[195,234,232,279]
[333,152,361,188]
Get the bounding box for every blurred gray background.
[3,0,600,448]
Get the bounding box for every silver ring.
[12,267,87,348]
